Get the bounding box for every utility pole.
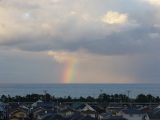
[127,90,132,108]
[43,90,48,102]
[127,90,131,104]
[127,90,130,98]
[100,89,103,94]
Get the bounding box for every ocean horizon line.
[0,83,159,85]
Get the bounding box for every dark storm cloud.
[1,24,160,56]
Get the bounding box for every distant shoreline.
[1,92,160,104]
[0,84,159,98]
[0,83,159,84]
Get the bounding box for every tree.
[1,95,7,102]
[135,94,148,103]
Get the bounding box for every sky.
[0,0,160,83]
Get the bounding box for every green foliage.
[97,93,129,103]
[0,93,160,103]
[135,94,157,103]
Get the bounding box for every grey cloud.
[0,50,62,83]
[125,54,160,83]
[0,0,160,83]
[0,0,159,56]
[2,25,159,56]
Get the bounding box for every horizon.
[0,82,159,85]
[1,0,160,83]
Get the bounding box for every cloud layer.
[0,0,160,83]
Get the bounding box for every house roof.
[100,112,112,118]
[102,116,127,120]
[148,107,160,119]
[42,113,67,120]
[79,116,97,120]
[68,112,84,120]
[148,112,160,119]
[60,107,75,113]
[91,105,105,113]
[9,107,28,115]
[31,100,43,107]
[9,108,29,119]
[81,110,96,114]
[122,108,144,114]
[32,101,54,109]
[71,103,85,109]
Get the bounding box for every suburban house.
[119,108,145,120]
[0,102,8,120]
[73,103,97,118]
[147,105,160,120]
[9,108,29,120]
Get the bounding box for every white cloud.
[47,50,91,63]
[48,51,77,63]
[147,0,160,6]
[102,11,128,25]
[50,0,60,3]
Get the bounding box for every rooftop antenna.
[100,89,103,94]
[43,90,48,94]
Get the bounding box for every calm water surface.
[0,84,159,98]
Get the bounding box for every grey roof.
[102,116,127,120]
[122,108,144,114]
[69,112,84,120]
[79,116,97,120]
[91,105,105,113]
[42,113,67,120]
[71,103,86,110]
[148,111,160,119]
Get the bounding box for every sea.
[0,84,160,98]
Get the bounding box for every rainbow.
[47,50,78,83]
[62,59,77,83]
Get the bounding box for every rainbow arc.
[63,59,77,83]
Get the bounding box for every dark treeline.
[0,93,160,103]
